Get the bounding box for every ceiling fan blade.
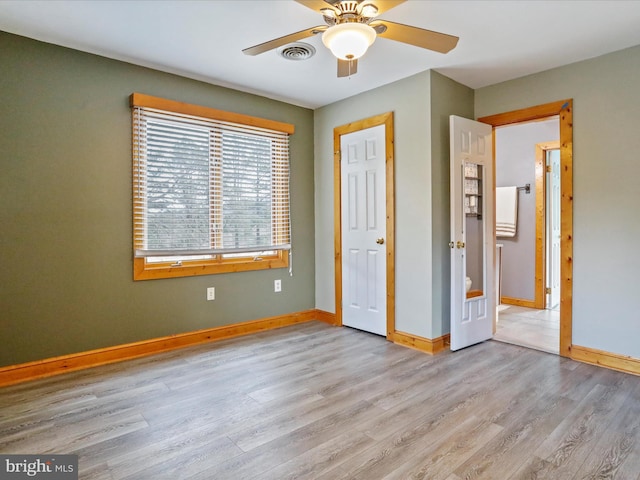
[243,26,327,56]
[373,20,459,53]
[294,0,339,14]
[337,58,358,77]
[362,0,406,16]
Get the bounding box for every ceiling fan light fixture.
[321,22,376,60]
[360,4,379,18]
[320,8,336,18]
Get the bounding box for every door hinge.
[546,165,552,173]
[545,287,552,294]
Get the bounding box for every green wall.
[314,71,434,337]
[314,71,473,340]
[0,32,315,366]
[5,29,638,366]
[475,45,640,358]
[429,71,474,338]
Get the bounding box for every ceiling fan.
[243,0,459,77]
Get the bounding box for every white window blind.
[133,106,291,259]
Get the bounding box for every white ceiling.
[2,0,640,109]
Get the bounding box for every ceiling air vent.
[278,42,316,61]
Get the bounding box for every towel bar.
[517,184,531,194]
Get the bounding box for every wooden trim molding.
[392,331,450,355]
[571,345,640,376]
[501,296,537,309]
[0,310,331,387]
[558,103,574,358]
[479,99,573,358]
[315,309,339,326]
[133,252,288,281]
[130,93,295,134]
[478,102,565,126]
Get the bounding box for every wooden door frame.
[479,100,573,357]
[333,112,395,338]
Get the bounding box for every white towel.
[496,186,517,237]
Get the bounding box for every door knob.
[457,241,465,249]
[376,238,385,245]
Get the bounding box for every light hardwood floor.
[1,322,639,479]
[494,305,560,354]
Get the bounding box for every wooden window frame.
[131,93,293,281]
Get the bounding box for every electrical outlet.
[207,287,215,301]
[274,279,282,293]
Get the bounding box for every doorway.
[491,120,560,353]
[479,100,573,357]
[490,143,562,355]
[333,112,396,338]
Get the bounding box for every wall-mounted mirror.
[464,161,484,299]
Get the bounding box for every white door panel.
[450,116,495,351]
[548,149,561,309]
[341,124,386,336]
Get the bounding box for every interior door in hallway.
[547,148,561,309]
[340,124,386,336]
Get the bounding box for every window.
[131,93,293,280]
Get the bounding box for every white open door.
[450,116,495,350]
[547,149,561,310]
[340,124,387,336]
